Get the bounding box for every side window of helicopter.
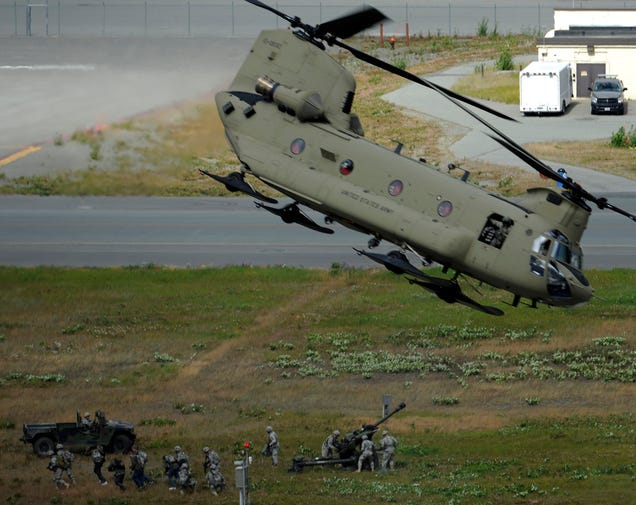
[529,255,546,277]
[478,213,514,249]
[532,236,552,256]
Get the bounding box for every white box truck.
[519,61,572,115]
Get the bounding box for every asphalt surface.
[1,195,634,269]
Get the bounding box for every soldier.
[321,430,340,458]
[162,453,179,491]
[130,445,153,489]
[379,429,398,471]
[46,450,67,489]
[53,443,75,486]
[177,462,197,493]
[81,412,93,429]
[203,446,221,473]
[174,445,190,468]
[262,426,279,466]
[357,435,375,472]
[91,445,108,485]
[205,461,226,495]
[107,458,126,491]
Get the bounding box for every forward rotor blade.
[316,6,388,40]
[330,38,516,123]
[487,135,636,221]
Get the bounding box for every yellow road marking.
[0,145,41,167]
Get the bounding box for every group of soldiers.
[46,442,225,495]
[321,428,399,472]
[46,423,397,491]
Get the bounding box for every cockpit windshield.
[530,229,583,276]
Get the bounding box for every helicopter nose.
[546,262,594,307]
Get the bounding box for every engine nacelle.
[256,76,324,121]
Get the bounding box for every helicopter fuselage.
[215,28,594,309]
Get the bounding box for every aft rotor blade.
[316,6,388,40]
[243,0,298,26]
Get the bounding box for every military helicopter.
[203,0,635,316]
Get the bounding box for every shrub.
[495,46,514,71]
[610,125,636,148]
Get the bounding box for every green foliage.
[610,125,636,148]
[139,417,176,426]
[477,17,489,37]
[495,45,514,70]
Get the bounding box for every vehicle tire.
[110,433,133,453]
[33,436,56,457]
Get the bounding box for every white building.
[537,9,636,99]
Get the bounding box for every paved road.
[0,195,634,270]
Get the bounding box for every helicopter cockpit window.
[478,213,514,249]
[531,230,583,271]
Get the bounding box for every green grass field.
[1,266,634,505]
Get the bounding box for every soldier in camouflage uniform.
[177,463,197,493]
[130,445,153,489]
[321,430,340,458]
[91,445,108,485]
[163,453,179,490]
[107,458,126,491]
[51,443,75,487]
[356,435,375,472]
[203,446,221,473]
[263,426,279,466]
[379,429,398,471]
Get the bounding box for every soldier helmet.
[174,445,182,452]
[55,443,63,450]
[362,435,368,440]
[84,412,91,418]
[333,430,340,436]
[203,447,210,453]
[266,426,273,432]
[180,462,188,469]
[382,430,389,435]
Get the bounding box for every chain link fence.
[1,1,635,38]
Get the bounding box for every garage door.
[577,63,606,97]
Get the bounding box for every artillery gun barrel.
[371,402,406,429]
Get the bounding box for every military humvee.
[21,410,136,456]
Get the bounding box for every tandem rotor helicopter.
[203,0,636,316]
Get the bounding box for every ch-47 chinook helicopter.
[203,0,635,316]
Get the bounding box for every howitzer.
[289,402,406,473]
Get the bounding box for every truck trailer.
[520,61,572,115]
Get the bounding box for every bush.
[495,46,514,71]
[610,125,636,148]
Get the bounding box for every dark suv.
[589,75,628,115]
